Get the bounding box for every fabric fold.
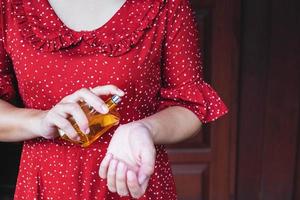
[11,0,166,56]
[158,81,228,123]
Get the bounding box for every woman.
[0,0,228,199]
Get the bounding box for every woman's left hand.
[99,121,156,198]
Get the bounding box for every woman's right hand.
[36,85,124,140]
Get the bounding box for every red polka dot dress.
[0,0,228,199]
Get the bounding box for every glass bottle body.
[61,96,121,147]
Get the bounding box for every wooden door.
[236,0,300,199]
[167,0,240,199]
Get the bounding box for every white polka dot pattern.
[0,0,228,199]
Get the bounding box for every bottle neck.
[106,99,117,110]
[80,97,119,112]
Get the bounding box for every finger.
[55,103,89,134]
[138,147,156,185]
[61,88,108,114]
[61,85,124,114]
[116,162,129,197]
[91,85,125,97]
[50,113,79,141]
[107,159,118,193]
[99,153,113,179]
[127,170,143,199]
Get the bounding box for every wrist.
[14,108,47,138]
[135,118,159,143]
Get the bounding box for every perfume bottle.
[60,95,121,147]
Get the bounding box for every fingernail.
[58,129,65,137]
[138,174,147,185]
[101,105,109,113]
[117,89,125,96]
[85,127,90,134]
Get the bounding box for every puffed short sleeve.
[158,0,228,123]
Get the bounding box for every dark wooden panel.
[294,120,300,200]
[172,164,209,200]
[209,0,240,198]
[261,0,300,199]
[191,0,213,9]
[236,0,270,199]
[237,0,300,199]
[168,149,212,163]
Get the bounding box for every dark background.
[1,0,300,199]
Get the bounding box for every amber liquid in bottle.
[61,95,121,147]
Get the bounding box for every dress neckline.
[47,0,129,35]
[12,0,167,55]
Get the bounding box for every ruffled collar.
[12,0,166,56]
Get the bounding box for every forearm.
[140,106,202,144]
[0,100,43,142]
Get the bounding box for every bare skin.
[48,0,127,32]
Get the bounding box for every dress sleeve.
[158,0,228,123]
